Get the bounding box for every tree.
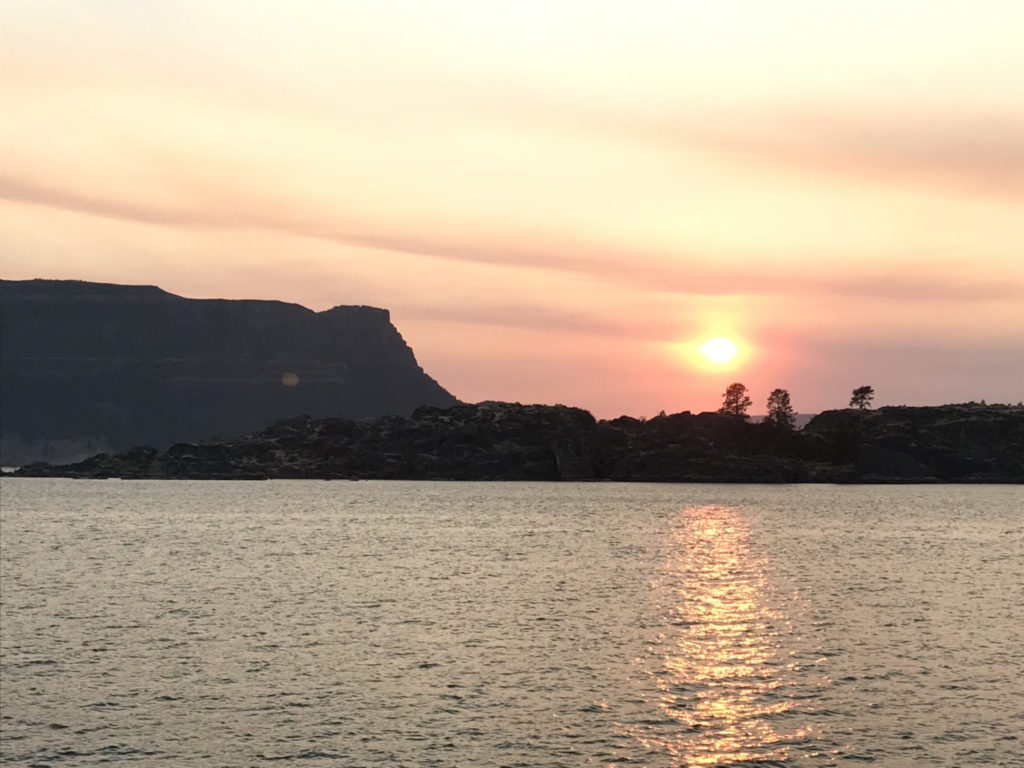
[719,382,752,419]
[765,388,796,430]
[849,385,875,410]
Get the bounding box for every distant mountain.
[0,279,457,463]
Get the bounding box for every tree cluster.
[717,383,878,431]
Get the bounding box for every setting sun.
[700,337,738,366]
[676,334,749,374]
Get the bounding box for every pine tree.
[719,382,752,419]
[765,388,796,430]
[849,385,875,410]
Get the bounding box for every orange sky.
[2,1,1022,415]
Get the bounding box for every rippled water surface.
[1,480,1022,767]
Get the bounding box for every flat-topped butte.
[0,278,456,465]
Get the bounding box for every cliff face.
[0,279,457,463]
[17,401,1024,483]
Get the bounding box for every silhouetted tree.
[849,385,875,410]
[719,382,752,419]
[765,388,796,430]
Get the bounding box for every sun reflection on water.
[624,505,814,766]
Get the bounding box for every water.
[1,480,1021,767]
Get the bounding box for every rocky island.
[15,401,1024,483]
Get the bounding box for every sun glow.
[676,334,749,373]
[700,337,738,365]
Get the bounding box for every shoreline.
[12,401,1023,485]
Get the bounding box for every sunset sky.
[2,0,1022,416]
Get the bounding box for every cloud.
[3,174,1021,306]
[641,109,1024,198]
[450,78,1024,197]
[396,302,681,340]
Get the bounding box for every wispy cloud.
[661,111,1024,197]
[3,175,1021,306]
[485,88,1024,197]
[397,302,682,340]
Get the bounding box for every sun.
[675,333,749,372]
[699,337,738,366]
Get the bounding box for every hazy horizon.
[2,1,1022,416]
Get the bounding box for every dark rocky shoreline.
[14,401,1024,483]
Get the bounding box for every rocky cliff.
[16,401,1023,483]
[0,279,457,463]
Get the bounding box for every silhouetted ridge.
[18,401,1023,483]
[0,279,457,463]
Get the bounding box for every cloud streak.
[397,302,679,340]
[3,175,1021,306]
[423,69,1024,198]
[664,111,1024,198]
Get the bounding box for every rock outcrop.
[0,279,457,463]
[15,402,1023,483]
[802,404,1024,482]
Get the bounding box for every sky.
[2,0,1022,416]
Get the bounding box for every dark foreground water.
[1,480,1022,767]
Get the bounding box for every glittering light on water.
[624,505,816,765]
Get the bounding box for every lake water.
[1,480,1022,767]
